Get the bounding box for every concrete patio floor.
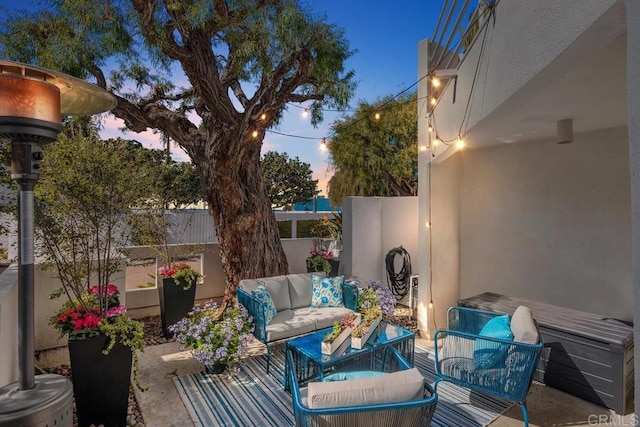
[135,336,636,426]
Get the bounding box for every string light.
[456,136,465,149]
[302,108,309,118]
[430,75,441,88]
[374,112,381,120]
[430,97,437,106]
[251,130,258,138]
[432,136,440,148]
[425,221,430,228]
[320,137,328,151]
[260,113,267,121]
[428,124,433,133]
[419,144,428,152]
[428,300,434,309]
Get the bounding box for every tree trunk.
[194,133,289,310]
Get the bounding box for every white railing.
[166,210,334,243]
[430,0,492,71]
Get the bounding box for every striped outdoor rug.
[173,345,512,426]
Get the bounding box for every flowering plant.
[323,313,359,344]
[357,280,396,317]
[306,237,335,274]
[169,301,254,372]
[49,284,146,390]
[158,262,203,290]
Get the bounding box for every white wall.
[342,196,419,305]
[0,267,18,388]
[458,127,632,320]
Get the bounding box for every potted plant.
[35,129,153,427]
[321,313,360,355]
[169,300,254,374]
[157,260,203,338]
[132,208,205,338]
[49,285,146,426]
[351,281,396,349]
[306,237,340,276]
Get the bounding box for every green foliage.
[261,151,319,210]
[327,93,418,205]
[277,221,292,238]
[0,0,355,289]
[34,129,154,307]
[297,220,322,238]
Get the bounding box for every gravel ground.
[43,305,416,426]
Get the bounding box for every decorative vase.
[205,363,228,375]
[306,258,340,277]
[68,334,132,427]
[158,276,197,338]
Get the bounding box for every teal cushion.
[473,314,513,369]
[251,285,277,325]
[311,275,344,308]
[322,371,386,382]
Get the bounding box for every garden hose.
[385,246,412,301]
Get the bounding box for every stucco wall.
[342,196,419,306]
[458,127,632,320]
[0,267,18,388]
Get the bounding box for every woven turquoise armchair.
[434,306,543,426]
[287,346,438,427]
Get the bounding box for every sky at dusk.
[0,0,442,194]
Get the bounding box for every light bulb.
[252,130,258,138]
[433,137,440,147]
[428,300,434,309]
[320,140,327,152]
[428,124,433,133]
[431,76,441,88]
[302,108,309,118]
[260,113,267,121]
[456,137,465,149]
[425,221,430,228]
[419,145,428,152]
[430,97,437,106]
[374,112,381,120]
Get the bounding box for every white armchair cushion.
[510,306,539,344]
[306,367,423,409]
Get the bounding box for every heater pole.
[17,179,35,391]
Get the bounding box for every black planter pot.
[205,363,228,374]
[68,335,132,427]
[158,277,197,338]
[306,258,340,277]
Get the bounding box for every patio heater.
[0,61,115,426]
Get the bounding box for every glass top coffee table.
[284,322,415,391]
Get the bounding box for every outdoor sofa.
[237,272,359,373]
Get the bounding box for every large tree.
[327,93,418,205]
[0,0,354,307]
[261,151,318,210]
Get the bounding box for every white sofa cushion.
[510,306,539,344]
[257,275,291,311]
[266,309,317,342]
[306,367,424,409]
[288,273,324,309]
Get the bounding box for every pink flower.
[90,284,119,297]
[107,305,127,318]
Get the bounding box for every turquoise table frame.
[285,322,415,391]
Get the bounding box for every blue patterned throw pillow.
[311,275,345,308]
[473,314,514,370]
[251,285,277,325]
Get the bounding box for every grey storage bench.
[458,292,634,414]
